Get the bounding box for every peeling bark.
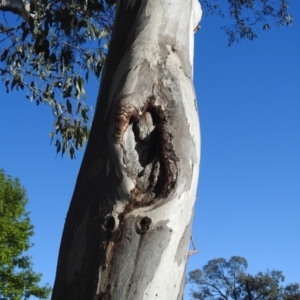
[52,0,202,299]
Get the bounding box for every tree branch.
[0,0,30,21]
[246,281,253,300]
[205,282,229,300]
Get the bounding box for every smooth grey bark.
[52,0,202,299]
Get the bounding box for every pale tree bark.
[52,0,202,299]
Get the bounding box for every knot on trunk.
[113,97,178,207]
[136,216,152,234]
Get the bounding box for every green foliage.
[189,256,300,300]
[200,0,293,45]
[0,170,51,299]
[0,0,114,158]
[0,0,292,157]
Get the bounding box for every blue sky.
[1,1,300,299]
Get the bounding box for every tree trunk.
[51,0,202,299]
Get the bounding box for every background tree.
[189,256,300,300]
[0,169,51,300]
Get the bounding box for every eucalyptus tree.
[189,256,300,300]
[0,0,113,157]
[0,0,292,299]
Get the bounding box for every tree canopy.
[189,256,300,300]
[0,0,292,158]
[0,170,51,300]
[0,0,114,158]
[201,0,292,45]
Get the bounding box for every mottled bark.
[52,0,202,299]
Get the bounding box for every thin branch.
[0,0,30,21]
[205,281,229,300]
[190,235,197,250]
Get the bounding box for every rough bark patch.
[96,216,172,299]
[114,97,179,207]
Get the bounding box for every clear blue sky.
[1,2,300,299]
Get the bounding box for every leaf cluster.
[0,0,114,158]
[0,169,51,299]
[0,0,293,158]
[200,0,293,45]
[189,256,300,300]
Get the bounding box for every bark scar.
[97,96,181,296]
[114,96,178,206]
